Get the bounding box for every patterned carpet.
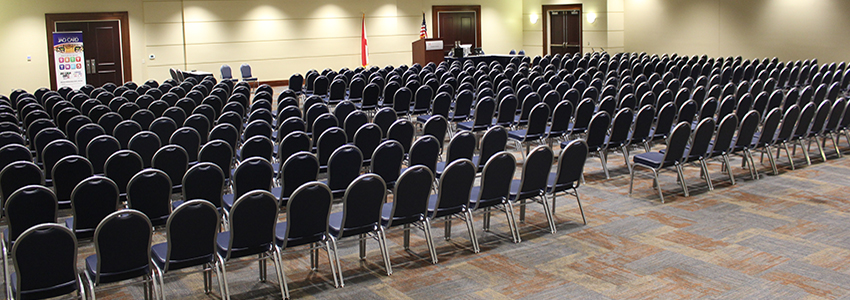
[7,139,850,299]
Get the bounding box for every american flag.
[419,13,427,39]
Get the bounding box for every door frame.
[542,4,582,56]
[432,5,482,49]
[45,12,132,90]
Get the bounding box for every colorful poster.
[53,32,86,90]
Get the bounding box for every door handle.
[88,59,97,74]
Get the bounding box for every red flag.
[419,13,427,39]
[361,14,369,67]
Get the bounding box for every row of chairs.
[630,97,850,202]
[5,139,589,299]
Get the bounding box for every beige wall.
[145,0,523,84]
[0,0,147,94]
[3,0,850,95]
[624,0,850,63]
[521,0,614,57]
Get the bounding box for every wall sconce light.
[587,12,597,24]
[530,13,539,24]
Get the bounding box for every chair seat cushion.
[508,130,527,140]
[85,255,150,284]
[274,221,325,248]
[10,272,77,300]
[633,152,664,169]
[456,121,475,131]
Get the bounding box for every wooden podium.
[412,38,445,66]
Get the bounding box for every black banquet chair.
[274,182,340,298]
[510,145,557,236]
[468,151,520,244]
[126,168,173,226]
[547,139,589,225]
[7,224,86,300]
[83,209,157,299]
[427,159,480,256]
[215,191,285,299]
[65,176,120,238]
[629,122,691,203]
[328,174,392,280]
[151,199,223,299]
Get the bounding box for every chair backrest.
[471,97,497,129]
[431,158,476,217]
[0,144,33,173]
[239,63,253,79]
[0,161,44,207]
[92,209,153,283]
[232,157,274,200]
[70,176,120,236]
[494,95,517,126]
[431,92,452,118]
[585,111,611,151]
[687,118,716,161]
[572,98,595,132]
[735,110,761,150]
[525,102,550,137]
[654,102,677,139]
[104,149,143,195]
[316,127,346,166]
[409,135,441,174]
[220,65,233,79]
[793,102,815,138]
[279,151,319,204]
[311,113,338,138]
[824,98,846,133]
[224,190,278,259]
[239,135,274,162]
[775,105,801,143]
[388,119,415,153]
[371,140,405,186]
[422,115,449,149]
[334,174,387,238]
[11,224,79,300]
[659,122,692,167]
[758,108,783,146]
[127,168,173,225]
[514,146,554,200]
[327,145,363,195]
[393,87,413,114]
[478,125,508,169]
[5,185,58,242]
[607,108,634,148]
[276,130,309,164]
[152,144,189,189]
[280,182,332,249]
[445,130,476,163]
[198,139,233,176]
[162,199,219,272]
[472,151,516,210]
[129,131,161,168]
[551,140,589,194]
[808,100,832,136]
[183,162,225,208]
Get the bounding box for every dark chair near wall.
[629,122,691,203]
[274,182,340,298]
[215,190,285,300]
[468,151,520,243]
[151,199,222,299]
[104,150,143,199]
[548,139,588,225]
[328,174,392,279]
[65,176,120,238]
[7,224,85,300]
[83,209,156,299]
[126,168,173,226]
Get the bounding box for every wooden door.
[56,21,124,87]
[437,12,476,54]
[549,10,581,56]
